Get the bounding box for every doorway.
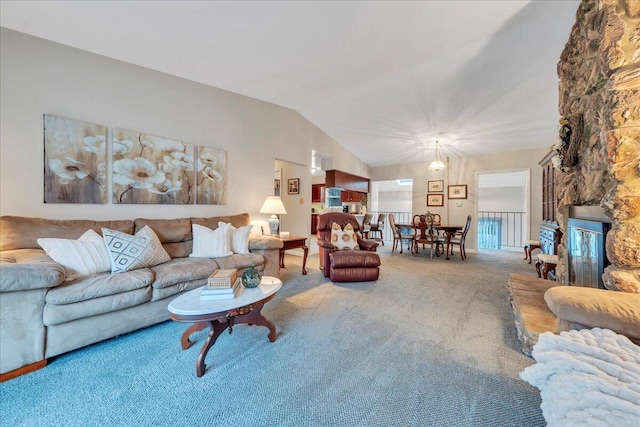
[476,170,529,252]
[370,179,413,243]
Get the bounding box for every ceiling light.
[428,140,445,171]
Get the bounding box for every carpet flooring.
[0,245,545,426]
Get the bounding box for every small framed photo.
[448,184,467,199]
[288,178,300,195]
[274,179,280,190]
[426,194,444,206]
[428,180,444,193]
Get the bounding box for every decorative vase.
[241,264,262,288]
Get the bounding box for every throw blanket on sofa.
[520,328,640,426]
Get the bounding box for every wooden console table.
[279,235,308,275]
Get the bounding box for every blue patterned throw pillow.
[102,225,170,273]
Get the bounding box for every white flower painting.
[44,114,107,203]
[112,129,195,204]
[196,146,227,205]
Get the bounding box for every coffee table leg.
[195,320,229,377]
[236,303,277,342]
[279,249,285,268]
[302,245,308,275]
[180,322,208,349]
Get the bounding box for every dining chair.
[412,214,441,258]
[448,215,472,260]
[388,213,414,253]
[368,213,385,245]
[361,213,373,238]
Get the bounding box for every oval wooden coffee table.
[168,276,282,377]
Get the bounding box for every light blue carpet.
[1,248,544,426]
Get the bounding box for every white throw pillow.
[331,222,360,251]
[37,229,111,280]
[219,222,253,254]
[102,225,170,273]
[190,223,233,258]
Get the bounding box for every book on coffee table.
[200,279,243,300]
[206,268,237,289]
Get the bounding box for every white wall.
[377,191,413,213]
[0,28,369,240]
[370,146,549,252]
[478,187,525,212]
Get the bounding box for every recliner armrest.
[317,239,337,250]
[358,238,379,251]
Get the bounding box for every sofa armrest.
[0,249,65,292]
[544,286,640,342]
[248,235,283,251]
[248,236,283,277]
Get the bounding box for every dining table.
[395,222,464,260]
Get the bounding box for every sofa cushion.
[214,253,265,272]
[190,223,232,258]
[44,287,152,326]
[151,278,208,301]
[46,268,154,305]
[0,216,133,251]
[102,226,170,273]
[134,217,192,259]
[149,258,217,289]
[544,286,640,340]
[0,249,65,292]
[37,230,111,280]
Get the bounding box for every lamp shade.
[260,196,286,236]
[259,196,287,215]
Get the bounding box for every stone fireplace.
[555,0,639,294]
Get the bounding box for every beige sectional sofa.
[0,213,283,379]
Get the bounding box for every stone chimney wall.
[556,0,639,292]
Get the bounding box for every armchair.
[316,212,381,282]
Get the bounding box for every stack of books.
[201,269,242,301]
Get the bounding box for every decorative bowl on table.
[241,264,262,288]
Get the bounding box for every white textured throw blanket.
[520,328,640,426]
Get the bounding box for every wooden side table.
[279,235,308,275]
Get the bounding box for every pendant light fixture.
[428,140,445,171]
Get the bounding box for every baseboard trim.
[0,359,47,382]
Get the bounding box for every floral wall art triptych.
[43,114,226,205]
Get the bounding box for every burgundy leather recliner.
[316,212,381,282]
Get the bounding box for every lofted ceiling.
[0,0,580,168]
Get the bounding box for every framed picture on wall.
[448,184,467,199]
[426,194,444,206]
[288,178,299,195]
[428,180,444,193]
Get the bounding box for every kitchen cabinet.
[311,214,319,234]
[340,191,366,203]
[311,184,325,203]
[325,170,369,193]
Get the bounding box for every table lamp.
[259,196,287,236]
